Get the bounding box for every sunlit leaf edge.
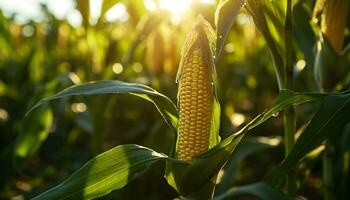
[165,89,327,196]
[32,144,176,200]
[26,80,179,130]
[266,91,350,188]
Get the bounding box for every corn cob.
[312,0,348,54]
[176,16,215,162]
[313,0,348,90]
[321,0,348,54]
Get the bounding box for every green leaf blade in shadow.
[32,144,169,200]
[26,80,178,130]
[266,92,350,188]
[166,89,325,197]
[215,0,242,58]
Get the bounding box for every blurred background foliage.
[0,0,349,199]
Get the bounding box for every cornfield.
[0,0,350,199]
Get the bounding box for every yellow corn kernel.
[176,16,215,162]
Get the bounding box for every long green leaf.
[266,91,350,188]
[251,89,326,129]
[166,90,325,196]
[213,182,294,200]
[27,80,178,130]
[215,0,242,58]
[33,144,169,200]
[293,0,316,69]
[32,90,328,199]
[216,137,279,194]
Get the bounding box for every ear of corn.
[175,16,219,162]
[321,0,348,54]
[312,0,348,54]
[313,0,348,90]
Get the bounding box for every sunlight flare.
[145,0,214,23]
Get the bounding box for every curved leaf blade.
[215,0,242,58]
[293,1,316,69]
[266,92,350,188]
[251,89,326,129]
[33,144,168,200]
[216,137,280,194]
[27,80,178,130]
[166,89,325,196]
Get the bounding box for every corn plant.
[14,0,350,199]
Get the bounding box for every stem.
[248,0,296,193]
[323,141,334,200]
[283,0,296,195]
[284,0,293,90]
[283,108,296,194]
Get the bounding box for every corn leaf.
[215,137,279,194]
[213,182,294,200]
[251,89,326,129]
[27,80,178,130]
[266,91,350,188]
[32,144,169,200]
[30,89,329,200]
[293,0,316,69]
[215,0,242,58]
[165,89,326,197]
[209,94,221,149]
